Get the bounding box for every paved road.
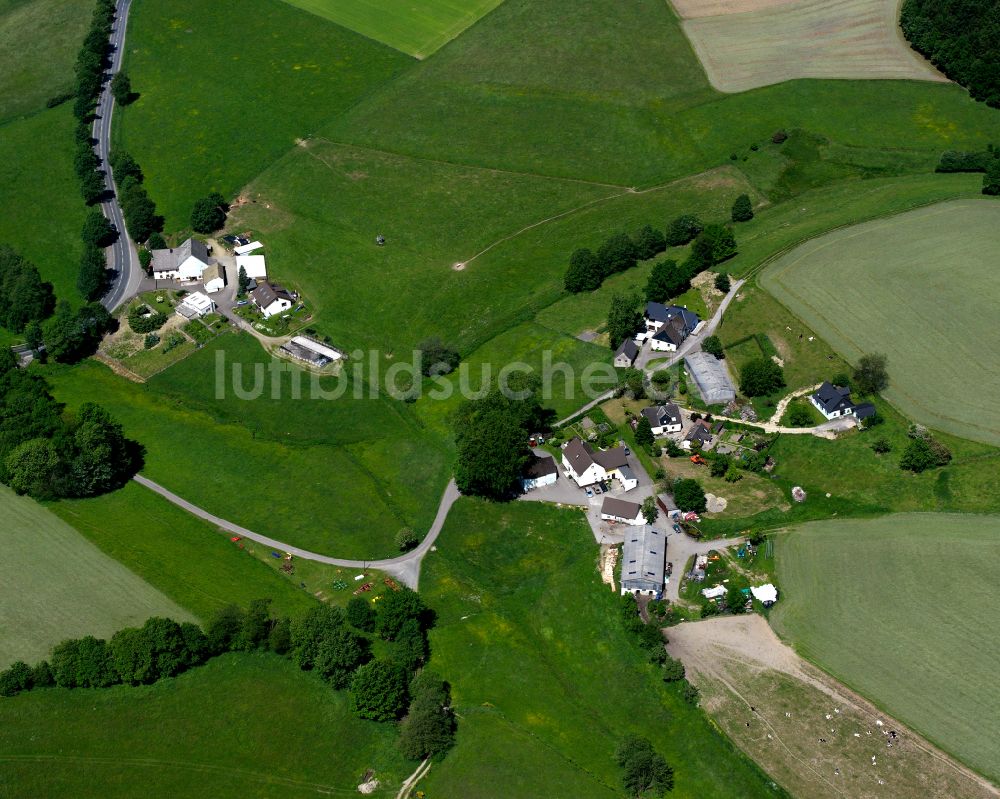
[133,475,461,589]
[97,0,142,311]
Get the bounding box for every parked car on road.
[585,487,594,497]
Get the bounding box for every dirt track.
[667,616,998,799]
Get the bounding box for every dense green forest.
[901,0,1000,108]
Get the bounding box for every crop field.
[418,498,784,798]
[0,0,90,123]
[116,0,413,228]
[0,486,194,669]
[771,514,1000,783]
[0,654,409,797]
[279,0,504,58]
[674,0,947,93]
[45,337,452,559]
[0,107,88,304]
[761,199,1000,446]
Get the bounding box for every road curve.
[97,0,142,311]
[133,474,461,589]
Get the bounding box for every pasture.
[761,199,1000,446]
[116,0,412,228]
[52,482,321,620]
[0,486,194,669]
[46,338,452,559]
[771,514,1000,783]
[0,107,88,304]
[418,498,784,798]
[0,654,408,797]
[675,0,946,93]
[279,0,504,58]
[0,0,90,123]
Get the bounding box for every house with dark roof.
[644,302,700,342]
[151,238,215,281]
[522,454,558,492]
[684,419,714,448]
[561,437,636,491]
[810,382,875,421]
[641,403,682,436]
[250,281,294,319]
[601,496,645,525]
[614,338,639,368]
[620,525,666,596]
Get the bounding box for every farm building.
[620,525,666,596]
[561,437,635,491]
[810,382,877,422]
[522,454,558,492]
[175,291,214,319]
[601,497,644,525]
[234,240,263,256]
[250,282,294,318]
[614,339,639,368]
[684,352,736,405]
[151,238,215,281]
[202,262,225,294]
[644,303,699,339]
[279,336,343,368]
[641,403,682,435]
[236,254,267,280]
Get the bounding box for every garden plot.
[673,0,948,92]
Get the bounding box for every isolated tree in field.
[110,72,132,105]
[899,438,937,472]
[395,527,419,552]
[398,670,456,760]
[564,247,602,293]
[346,597,376,632]
[731,193,754,222]
[634,224,667,261]
[714,272,731,293]
[739,357,785,397]
[852,353,889,396]
[665,214,702,246]
[644,258,689,303]
[190,193,227,233]
[672,478,706,513]
[350,660,409,721]
[607,292,642,350]
[597,232,640,276]
[641,495,659,525]
[615,735,674,797]
[635,415,655,449]
[985,158,1000,195]
[701,335,724,359]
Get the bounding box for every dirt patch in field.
[667,616,997,799]
[672,0,948,93]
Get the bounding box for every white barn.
[236,254,267,280]
[151,238,214,281]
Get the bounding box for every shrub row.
[564,224,667,293]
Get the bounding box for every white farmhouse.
[810,381,876,422]
[640,403,682,436]
[151,238,214,281]
[250,281,294,318]
[522,454,558,492]
[561,437,637,491]
[601,497,645,526]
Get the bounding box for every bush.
[0,661,33,696]
[417,338,459,376]
[127,306,167,334]
[661,655,685,682]
[714,272,731,293]
[701,335,724,359]
[739,357,785,397]
[673,478,707,513]
[731,193,754,222]
[143,333,160,349]
[771,130,788,144]
[682,681,700,705]
[633,224,666,261]
[871,437,891,454]
[936,150,991,173]
[787,403,813,427]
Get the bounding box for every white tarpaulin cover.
[701,585,726,599]
[234,240,264,256]
[751,584,778,604]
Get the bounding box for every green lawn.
[50,482,322,621]
[0,106,88,304]
[418,498,786,798]
[0,0,90,123]
[45,335,452,559]
[279,0,504,58]
[771,513,1000,783]
[761,199,1000,446]
[0,486,194,669]
[115,0,414,229]
[0,654,409,797]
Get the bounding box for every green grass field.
[0,654,409,797]
[761,199,1000,446]
[51,482,322,620]
[0,106,88,304]
[0,486,194,669]
[280,0,504,58]
[418,498,786,798]
[0,0,91,123]
[771,513,1000,783]
[45,336,451,559]
[115,0,413,228]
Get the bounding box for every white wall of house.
[649,338,676,353]
[258,298,293,319]
[204,276,225,294]
[601,511,644,525]
[650,420,682,436]
[177,256,210,280]
[562,455,606,486]
[609,468,638,492]
[614,354,635,368]
[153,269,178,280]
[522,472,557,492]
[810,395,850,421]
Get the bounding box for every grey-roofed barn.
[620,525,666,596]
[684,351,736,405]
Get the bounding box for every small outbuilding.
[601,496,645,525]
[614,338,639,368]
[175,291,215,319]
[202,262,226,294]
[236,253,267,280]
[234,240,264,256]
[522,454,558,492]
